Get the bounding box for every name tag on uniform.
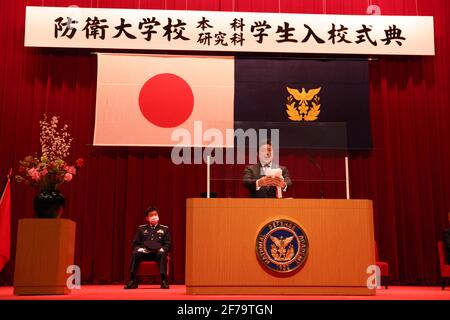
[157,229,164,234]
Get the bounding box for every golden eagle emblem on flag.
[285,86,322,121]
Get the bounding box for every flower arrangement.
[15,115,84,191]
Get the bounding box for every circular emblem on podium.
[256,219,309,274]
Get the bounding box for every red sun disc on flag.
[139,73,194,128]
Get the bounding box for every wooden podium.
[13,219,76,295]
[186,198,375,295]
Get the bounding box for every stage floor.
[1,285,449,300]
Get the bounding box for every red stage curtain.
[1,0,449,285]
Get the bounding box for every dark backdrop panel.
[234,58,370,149]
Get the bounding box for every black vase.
[33,190,66,218]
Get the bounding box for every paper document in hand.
[265,168,282,178]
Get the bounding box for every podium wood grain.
[186,198,375,295]
[13,219,76,295]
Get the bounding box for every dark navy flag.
[234,58,371,150]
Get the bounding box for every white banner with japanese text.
[25,6,435,56]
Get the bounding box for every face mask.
[149,216,159,224]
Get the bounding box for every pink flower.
[40,168,48,176]
[28,168,40,180]
[64,173,73,181]
[66,166,76,175]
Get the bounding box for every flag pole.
[345,156,350,199]
[207,156,210,198]
[2,168,12,195]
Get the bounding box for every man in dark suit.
[124,206,171,289]
[243,141,292,198]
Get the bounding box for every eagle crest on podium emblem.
[286,86,322,122]
[256,219,309,274]
[270,235,295,261]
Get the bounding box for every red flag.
[0,169,11,272]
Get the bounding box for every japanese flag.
[94,53,234,147]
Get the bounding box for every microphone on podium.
[308,153,325,199]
